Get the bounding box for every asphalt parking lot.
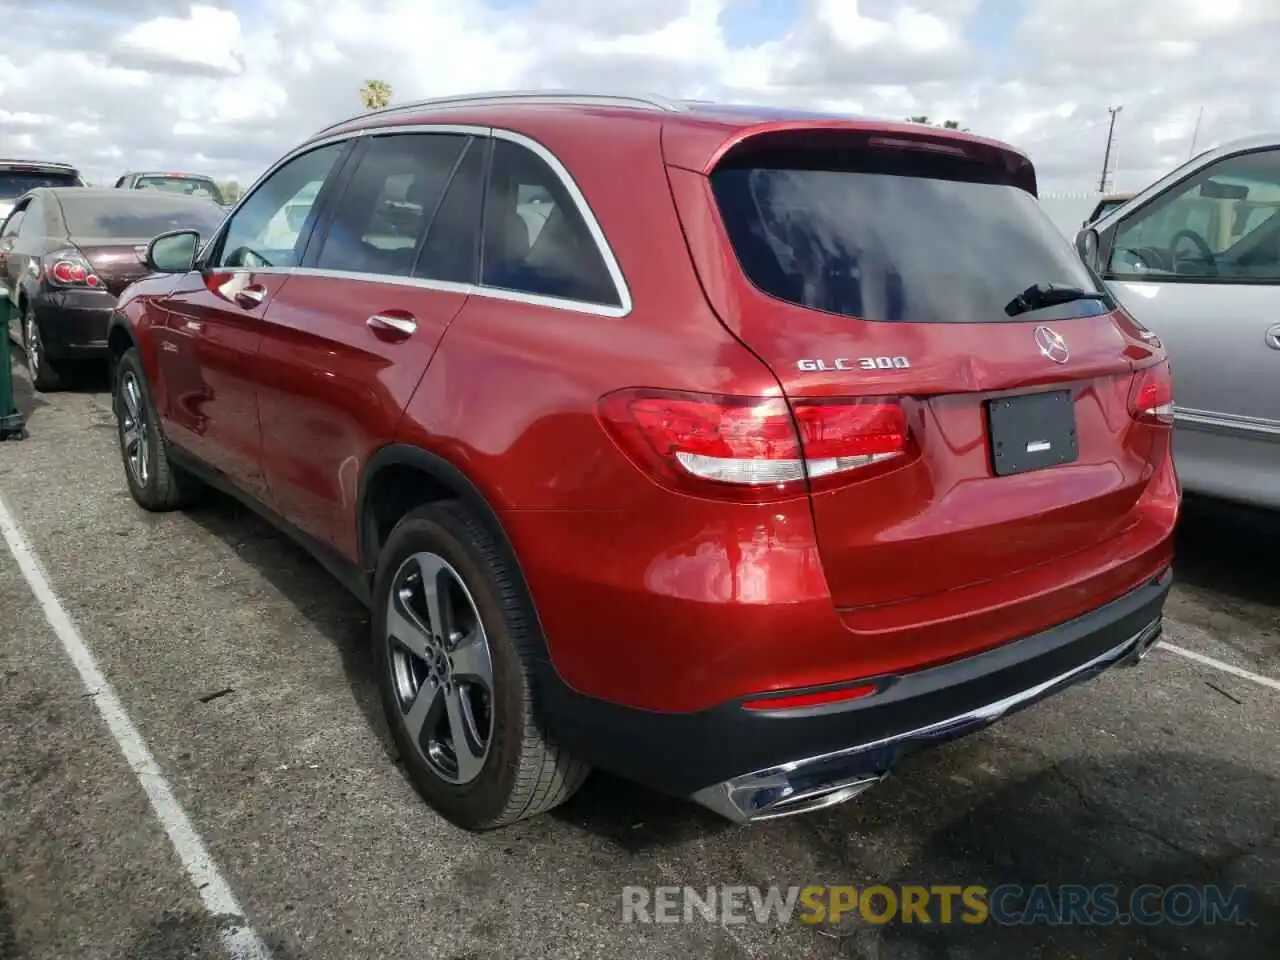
[1,362,1276,960]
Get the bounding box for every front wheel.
[371,501,589,830]
[114,348,198,511]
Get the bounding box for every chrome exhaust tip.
[691,768,888,823]
[1121,618,1163,666]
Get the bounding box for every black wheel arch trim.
[105,311,139,413]
[356,442,554,667]
[106,310,137,345]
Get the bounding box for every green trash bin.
[1,285,27,440]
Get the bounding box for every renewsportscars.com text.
[621,884,1249,927]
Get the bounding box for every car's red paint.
[149,269,289,501]
[114,98,1178,723]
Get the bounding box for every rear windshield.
[134,176,224,204]
[711,161,1109,323]
[0,170,80,199]
[59,195,225,239]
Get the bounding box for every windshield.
[711,163,1109,323]
[134,175,224,204]
[59,195,225,239]
[0,170,80,199]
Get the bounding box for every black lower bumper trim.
[539,569,1173,808]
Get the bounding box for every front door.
[154,140,352,501]
[255,130,486,559]
[1102,146,1280,507]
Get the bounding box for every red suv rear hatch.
[664,123,1173,656]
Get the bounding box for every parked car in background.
[0,159,85,222]
[108,90,1175,831]
[1,187,225,390]
[115,171,226,206]
[1077,132,1280,511]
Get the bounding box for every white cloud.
[0,0,1277,196]
[115,3,243,75]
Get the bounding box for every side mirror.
[1074,227,1101,272]
[146,229,200,273]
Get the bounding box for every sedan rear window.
[0,170,81,199]
[134,176,224,204]
[711,160,1109,323]
[59,195,225,240]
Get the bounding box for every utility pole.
[1188,106,1204,159]
[1098,105,1122,193]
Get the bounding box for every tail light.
[597,388,909,501]
[1128,362,1173,425]
[43,251,102,288]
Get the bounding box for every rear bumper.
[32,289,116,358]
[541,567,1171,822]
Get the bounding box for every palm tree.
[360,79,393,111]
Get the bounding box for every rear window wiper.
[1004,282,1107,317]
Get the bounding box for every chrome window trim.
[204,121,633,318]
[197,266,630,319]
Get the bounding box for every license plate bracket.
[987,389,1078,477]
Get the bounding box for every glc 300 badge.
[797,356,911,372]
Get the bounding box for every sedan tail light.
[1128,362,1173,425]
[597,388,909,501]
[43,250,102,288]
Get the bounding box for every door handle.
[234,284,268,308]
[1266,324,1280,351]
[367,313,417,338]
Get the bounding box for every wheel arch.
[356,444,552,661]
[106,312,139,410]
[107,312,138,367]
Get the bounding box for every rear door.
[254,129,484,559]
[152,140,352,500]
[667,130,1168,643]
[1098,146,1280,508]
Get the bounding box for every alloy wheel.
[118,371,151,487]
[386,551,495,784]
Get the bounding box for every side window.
[216,142,345,269]
[480,138,620,306]
[413,137,486,284]
[1110,149,1280,281]
[0,209,24,239]
[313,132,466,278]
[17,199,42,239]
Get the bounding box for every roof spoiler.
[664,120,1038,196]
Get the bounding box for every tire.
[114,347,198,511]
[23,301,66,392]
[371,500,589,830]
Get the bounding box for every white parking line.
[0,493,272,960]
[1158,640,1280,692]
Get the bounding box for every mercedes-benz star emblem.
[1033,326,1070,364]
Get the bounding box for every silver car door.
[1100,146,1280,509]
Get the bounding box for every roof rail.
[0,158,78,168]
[312,89,685,138]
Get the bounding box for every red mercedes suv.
[108,91,1178,829]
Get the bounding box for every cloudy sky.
[1,0,1276,195]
